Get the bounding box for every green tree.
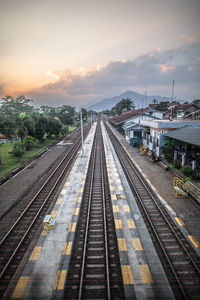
[112,97,135,115]
[155,101,169,111]
[0,95,34,116]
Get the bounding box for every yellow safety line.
[118,238,127,251]
[69,223,76,232]
[139,265,153,283]
[113,205,119,212]
[123,205,130,212]
[63,242,72,255]
[175,217,184,227]
[132,238,143,251]
[29,246,42,261]
[127,219,136,228]
[121,265,134,284]
[115,219,122,229]
[73,208,80,215]
[12,276,30,299]
[111,194,117,200]
[188,235,200,248]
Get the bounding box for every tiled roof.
[164,126,200,146]
[109,108,148,125]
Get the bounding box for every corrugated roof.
[164,126,200,146]
[109,108,148,125]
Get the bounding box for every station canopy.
[164,125,200,147]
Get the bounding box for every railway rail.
[64,121,125,300]
[105,122,200,300]
[0,124,90,299]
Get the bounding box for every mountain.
[86,90,183,112]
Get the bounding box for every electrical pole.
[80,108,84,155]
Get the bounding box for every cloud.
[180,34,199,45]
[14,42,200,106]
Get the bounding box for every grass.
[0,138,58,179]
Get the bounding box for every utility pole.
[171,80,175,119]
[80,108,84,155]
[172,79,175,101]
[91,110,93,127]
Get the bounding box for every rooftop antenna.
[172,79,175,102]
[171,80,175,119]
[145,81,147,108]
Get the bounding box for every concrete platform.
[10,122,175,300]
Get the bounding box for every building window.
[156,138,159,147]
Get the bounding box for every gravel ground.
[0,142,73,219]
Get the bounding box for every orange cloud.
[160,64,175,73]
[180,34,199,45]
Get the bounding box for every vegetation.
[155,101,169,111]
[102,97,135,116]
[0,94,93,175]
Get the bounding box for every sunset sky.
[0,0,200,107]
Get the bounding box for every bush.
[24,136,38,150]
[180,165,193,177]
[191,170,200,181]
[173,159,181,169]
[10,141,24,160]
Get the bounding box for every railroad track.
[105,122,200,300]
[64,121,125,300]
[0,125,90,298]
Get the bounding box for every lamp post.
[80,108,84,155]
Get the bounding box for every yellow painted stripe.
[121,265,134,284]
[127,219,136,228]
[82,175,86,179]
[110,185,115,191]
[118,185,123,191]
[60,189,66,195]
[166,204,173,212]
[73,208,80,215]
[108,172,112,176]
[41,229,49,236]
[54,270,67,290]
[12,276,30,299]
[139,265,153,283]
[188,235,200,248]
[120,194,126,200]
[81,180,85,185]
[64,181,69,187]
[77,196,82,202]
[175,217,184,227]
[56,197,62,205]
[109,179,114,183]
[29,246,42,261]
[63,242,73,255]
[113,205,119,212]
[118,238,127,251]
[69,223,76,232]
[158,194,164,201]
[51,210,57,218]
[123,205,130,212]
[111,194,117,200]
[132,238,143,251]
[79,187,84,193]
[116,179,121,183]
[115,219,122,229]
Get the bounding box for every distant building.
[109,108,164,145]
[141,119,200,157]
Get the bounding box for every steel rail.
[105,122,200,299]
[78,122,111,300]
[100,124,111,300]
[78,129,97,300]
[0,125,90,281]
